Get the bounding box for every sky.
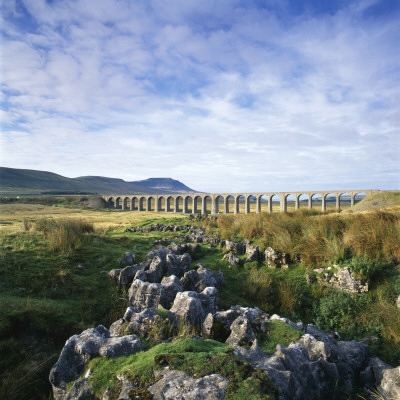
[1,0,399,193]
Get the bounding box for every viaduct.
[103,189,380,214]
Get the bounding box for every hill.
[0,167,197,195]
[349,191,400,212]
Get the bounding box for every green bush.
[344,256,389,280]
[313,291,378,338]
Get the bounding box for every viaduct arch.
[103,189,380,214]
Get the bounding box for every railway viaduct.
[103,189,380,214]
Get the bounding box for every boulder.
[264,247,289,269]
[49,325,143,400]
[109,265,140,288]
[160,275,184,308]
[170,291,206,327]
[226,316,256,346]
[65,378,94,400]
[181,265,224,292]
[223,252,239,266]
[165,253,191,277]
[199,287,219,315]
[245,243,260,262]
[128,279,165,311]
[361,357,400,399]
[134,256,164,283]
[317,266,369,293]
[225,240,245,254]
[118,252,135,266]
[148,369,229,400]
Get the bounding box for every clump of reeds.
[34,217,94,255]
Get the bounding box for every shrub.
[344,256,389,280]
[313,291,377,338]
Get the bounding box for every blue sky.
[1,0,399,192]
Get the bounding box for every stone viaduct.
[103,189,380,214]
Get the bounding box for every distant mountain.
[0,167,197,195]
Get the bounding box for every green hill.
[350,191,400,212]
[0,167,196,195]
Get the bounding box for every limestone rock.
[118,252,135,266]
[170,291,206,327]
[148,369,229,400]
[165,253,191,277]
[317,266,369,293]
[160,275,184,308]
[264,247,289,268]
[225,240,246,255]
[134,256,164,283]
[361,357,400,399]
[181,265,224,292]
[226,316,256,346]
[245,242,260,262]
[223,252,239,266]
[65,378,94,400]
[49,325,143,400]
[128,279,165,311]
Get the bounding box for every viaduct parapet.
[103,189,380,214]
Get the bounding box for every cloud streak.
[1,0,399,192]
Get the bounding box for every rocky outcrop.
[314,266,369,293]
[234,321,372,400]
[148,369,229,400]
[49,325,143,400]
[225,240,246,255]
[52,231,399,400]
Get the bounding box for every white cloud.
[1,0,399,192]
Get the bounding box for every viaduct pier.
[103,189,380,214]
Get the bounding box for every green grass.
[87,338,278,399]
[350,191,400,212]
[0,230,141,399]
[258,320,303,354]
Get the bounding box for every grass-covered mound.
[349,191,400,212]
[87,338,278,399]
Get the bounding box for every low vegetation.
[88,338,277,399]
[0,193,399,398]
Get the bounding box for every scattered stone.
[77,263,87,271]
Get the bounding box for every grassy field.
[0,195,399,399]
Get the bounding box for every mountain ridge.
[0,167,197,195]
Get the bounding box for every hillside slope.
[0,167,197,195]
[350,191,400,212]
